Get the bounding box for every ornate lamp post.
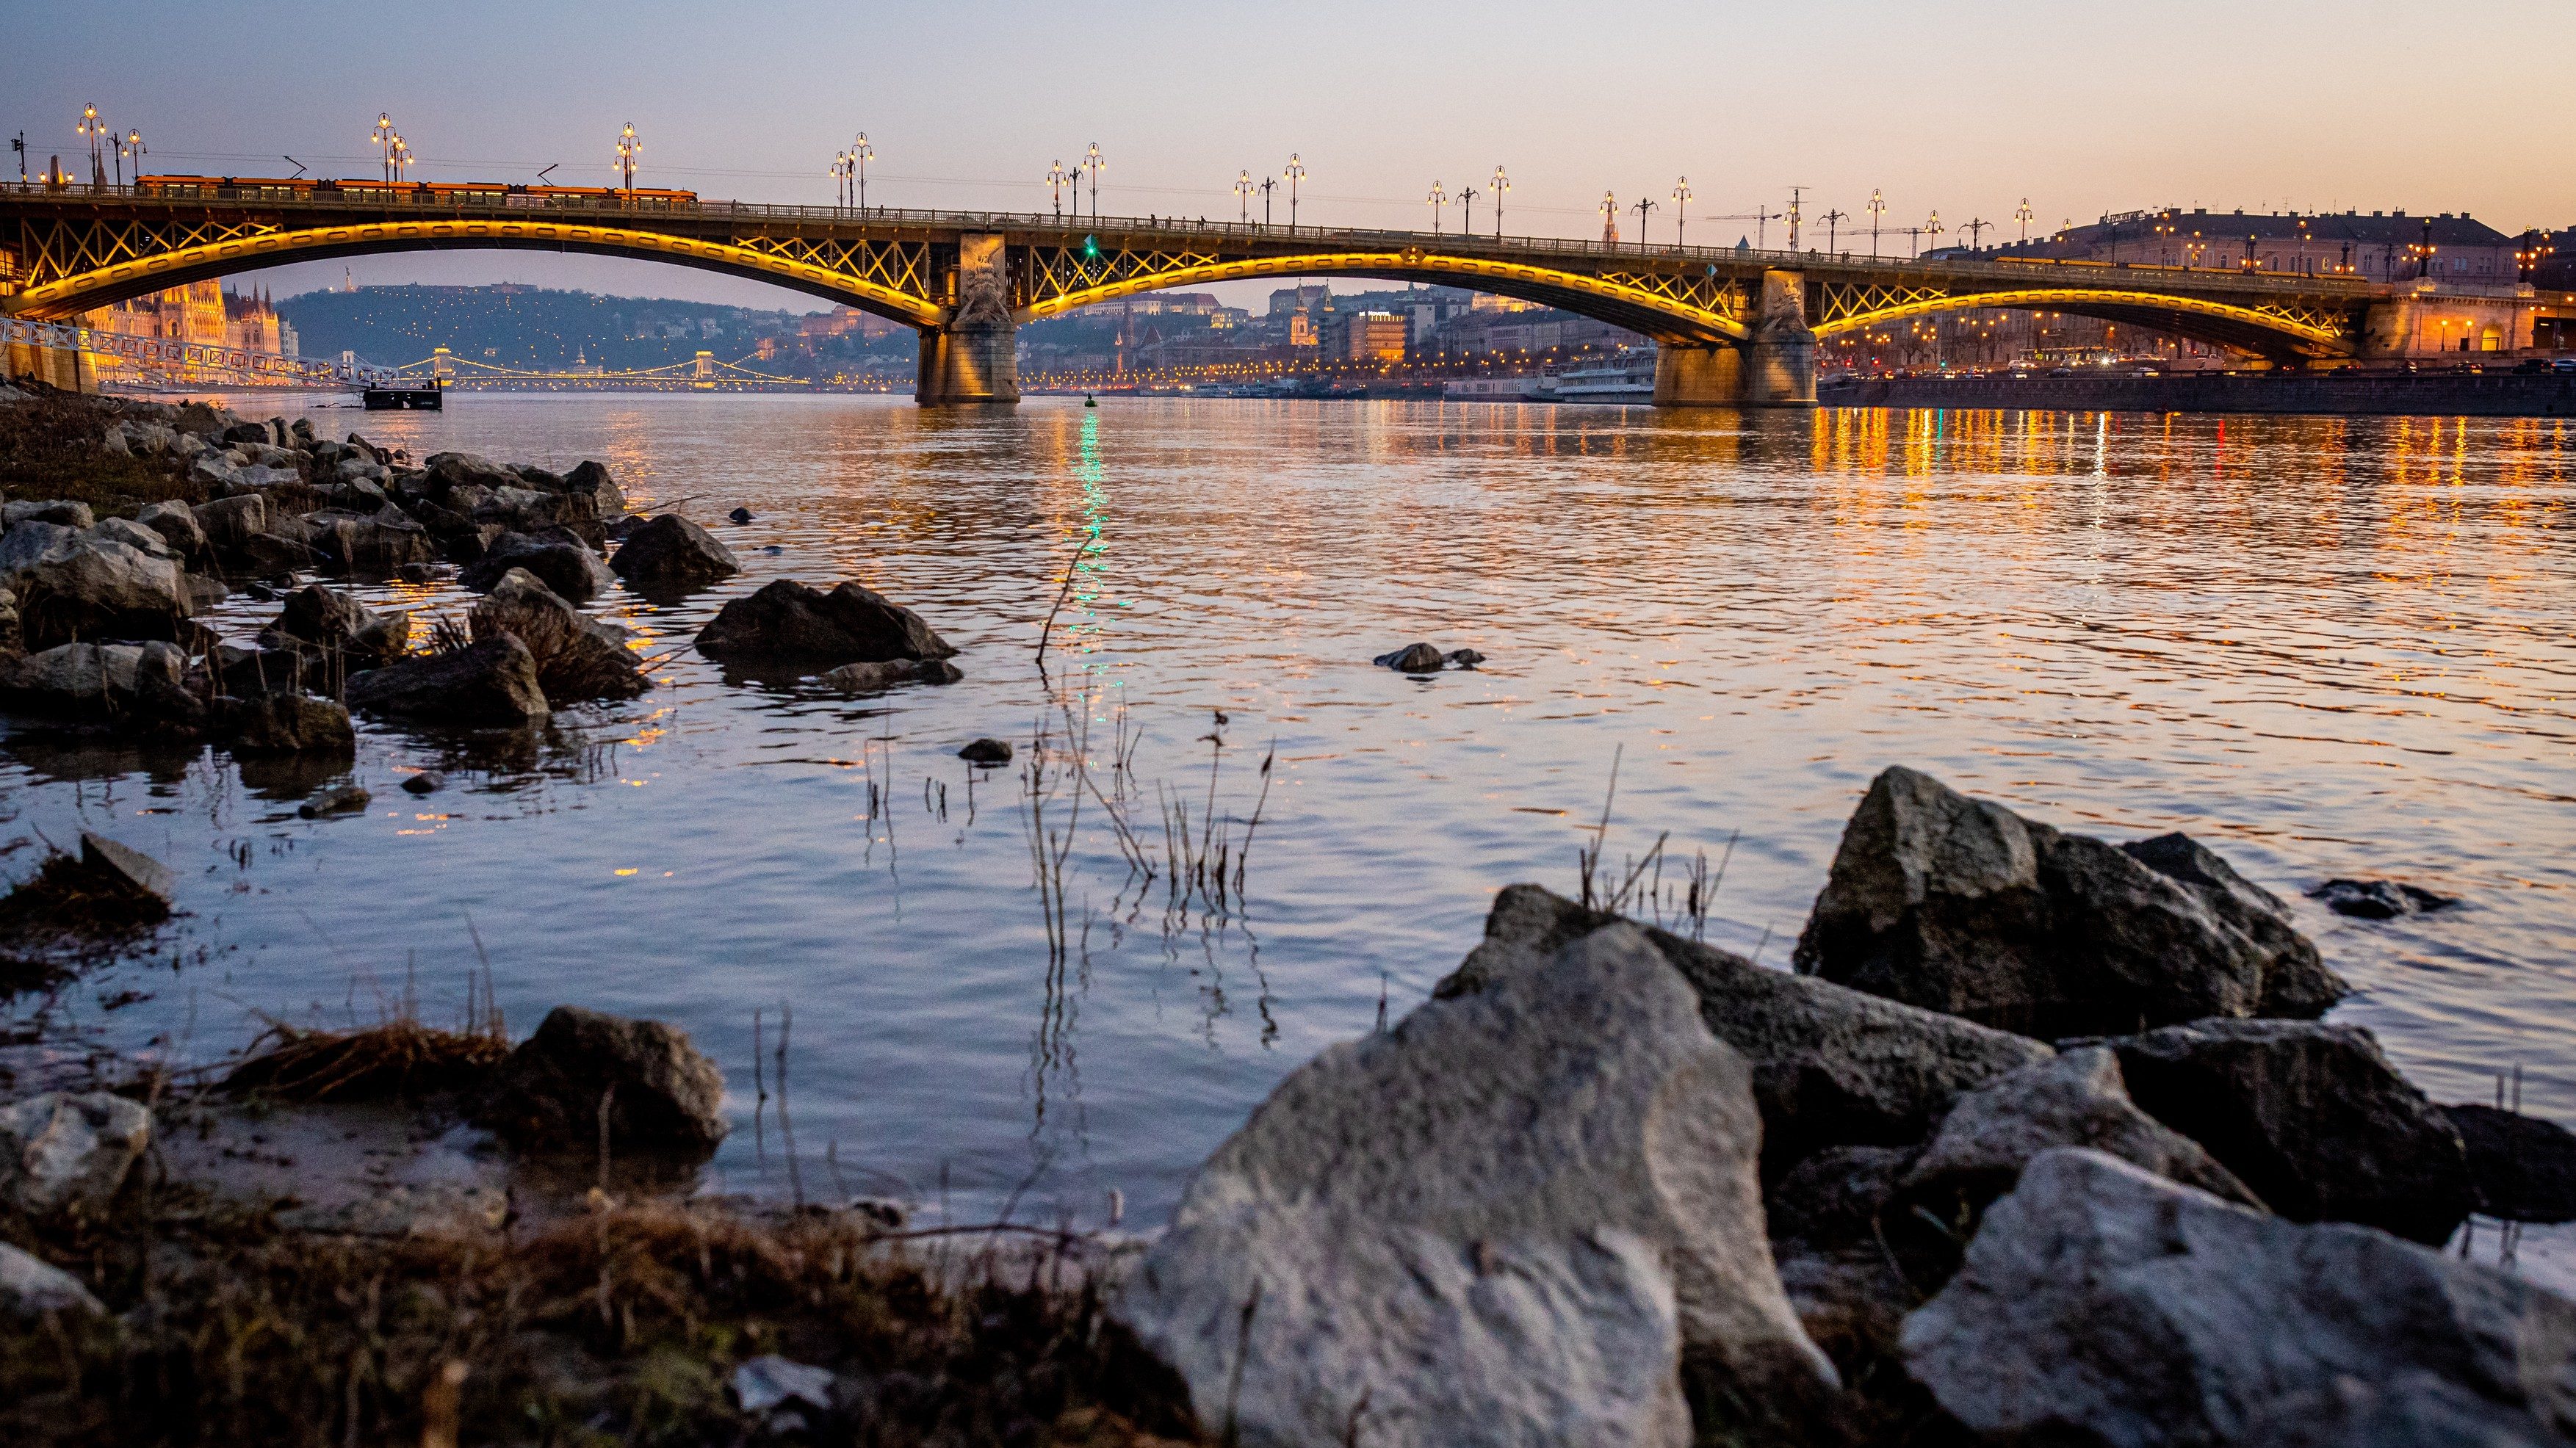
[1048,159,1067,217]
[1234,168,1254,223]
[1258,174,1277,226]
[1924,210,1942,256]
[1632,195,1658,253]
[1598,189,1618,245]
[1671,177,1692,249]
[1427,180,1445,234]
[390,137,412,184]
[1866,188,1887,259]
[614,123,640,191]
[76,104,107,187]
[1490,164,1509,239]
[123,129,145,186]
[2016,198,2034,245]
[1083,142,1104,218]
[852,134,873,211]
[1457,184,1477,236]
[372,113,397,183]
[1284,153,1306,227]
[831,151,853,208]
[1822,207,1847,254]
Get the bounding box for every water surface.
[8,394,2573,1239]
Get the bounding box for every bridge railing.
[0,180,2390,300]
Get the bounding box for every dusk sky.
[12,0,2570,307]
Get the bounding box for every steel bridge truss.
[1813,278,2364,355]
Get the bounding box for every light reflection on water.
[6,393,2573,1228]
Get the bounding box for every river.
[7,394,2573,1240]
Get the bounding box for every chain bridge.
[0,180,2424,405]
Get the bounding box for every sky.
[10,0,2571,309]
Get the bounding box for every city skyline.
[8,0,2571,309]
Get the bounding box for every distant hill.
[276,284,910,374]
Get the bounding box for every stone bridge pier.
[915,233,1019,405]
[1653,269,1817,408]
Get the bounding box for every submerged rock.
[2309,877,2460,919]
[1116,924,1834,1448]
[223,692,356,756]
[400,770,447,796]
[609,513,740,593]
[957,737,1012,765]
[1790,767,2346,1039]
[1900,1148,2576,1448]
[263,584,410,665]
[345,636,549,727]
[468,568,646,704]
[1374,641,1447,673]
[79,832,172,902]
[1438,886,2052,1173]
[818,658,961,692]
[0,1090,152,1216]
[478,1005,728,1154]
[694,579,956,667]
[2442,1103,2576,1224]
[297,782,371,819]
[2100,1017,2472,1245]
[459,530,615,604]
[0,640,190,717]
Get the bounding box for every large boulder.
[0,519,77,579]
[1791,767,2346,1039]
[190,492,268,551]
[467,568,646,703]
[134,500,208,562]
[2442,1104,2576,1224]
[1900,1046,2262,1211]
[609,513,740,593]
[0,1091,153,1216]
[458,529,614,604]
[1,499,94,529]
[11,536,191,648]
[0,640,190,718]
[345,635,549,726]
[0,1243,104,1319]
[477,1006,727,1153]
[562,458,627,515]
[2101,1018,2473,1244]
[1116,924,1835,1447]
[1437,886,2052,1173]
[1900,1148,2576,1447]
[693,579,956,667]
[424,450,522,495]
[308,507,435,576]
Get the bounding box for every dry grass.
[0,1187,1201,1448]
[220,1018,512,1104]
[0,850,170,944]
[0,390,204,517]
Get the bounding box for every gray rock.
[694,579,956,667]
[459,530,615,604]
[2101,1018,2472,1245]
[400,770,447,796]
[1899,1148,2576,1448]
[425,450,522,494]
[1114,925,1834,1447]
[562,459,626,515]
[190,492,267,550]
[733,1355,838,1416]
[2443,1105,2576,1224]
[212,641,311,698]
[0,641,161,712]
[467,568,646,704]
[0,1090,153,1215]
[309,508,434,576]
[609,513,740,593]
[234,530,321,579]
[1902,1046,2262,1209]
[1437,886,2053,1173]
[80,831,173,901]
[1,499,95,529]
[1374,641,1448,672]
[957,737,1012,764]
[346,635,549,726]
[818,658,962,692]
[225,693,356,756]
[2310,877,2461,920]
[262,584,410,665]
[135,500,208,560]
[1791,767,2346,1039]
[298,782,371,818]
[12,536,190,648]
[0,1242,104,1319]
[89,516,173,559]
[478,1005,728,1153]
[0,520,76,579]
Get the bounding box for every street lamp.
[1866,188,1887,259]
[1284,153,1306,227]
[1599,189,1618,245]
[851,134,873,211]
[1047,159,1067,218]
[831,151,853,208]
[1427,180,1445,234]
[2016,198,2034,245]
[614,123,640,191]
[76,104,107,187]
[1234,168,1254,224]
[123,129,145,187]
[1259,174,1277,226]
[1821,207,1847,254]
[1490,164,1509,239]
[1672,177,1692,249]
[372,113,397,183]
[1633,195,1658,253]
[390,137,411,183]
[1083,142,1104,218]
[1458,184,1478,236]
[1924,211,1942,256]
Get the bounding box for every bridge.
[0,179,2466,407]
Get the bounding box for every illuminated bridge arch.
[2,220,949,330]
[1017,250,1751,347]
[1811,286,2356,358]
